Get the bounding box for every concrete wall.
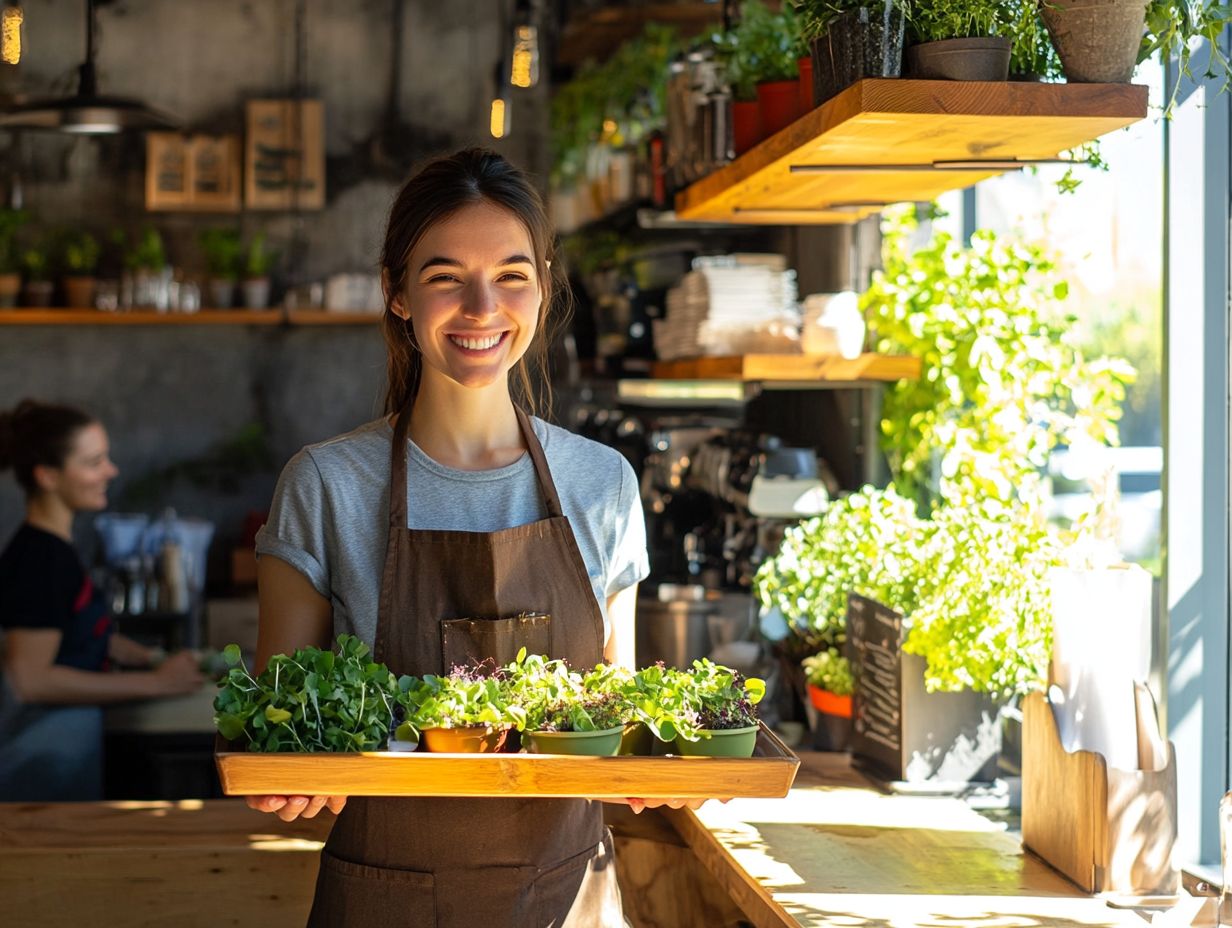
[0,0,550,575]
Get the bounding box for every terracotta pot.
[1041,0,1148,83]
[23,280,53,308]
[419,726,508,753]
[525,725,624,757]
[807,683,853,718]
[906,37,1012,81]
[797,55,814,114]
[675,724,759,758]
[63,276,97,309]
[756,79,802,138]
[811,3,907,106]
[732,100,761,155]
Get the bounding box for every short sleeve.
[254,449,331,599]
[604,456,650,597]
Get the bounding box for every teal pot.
[525,726,624,757]
[1041,0,1148,83]
[675,724,760,758]
[420,726,508,754]
[906,37,1012,81]
[811,2,907,106]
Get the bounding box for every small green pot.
[618,721,654,756]
[525,725,624,757]
[675,724,760,758]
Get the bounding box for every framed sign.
[145,133,242,212]
[244,99,325,211]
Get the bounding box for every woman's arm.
[3,628,203,703]
[108,632,158,668]
[247,554,342,821]
[603,583,638,670]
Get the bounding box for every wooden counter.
[661,753,1149,928]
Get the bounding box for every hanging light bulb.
[509,0,538,89]
[2,4,23,65]
[490,60,511,139]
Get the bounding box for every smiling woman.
[247,149,668,927]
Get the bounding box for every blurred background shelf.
[0,309,382,325]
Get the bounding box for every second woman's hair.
[379,147,563,416]
[0,399,95,496]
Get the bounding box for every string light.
[2,5,23,65]
[489,96,509,139]
[510,24,538,88]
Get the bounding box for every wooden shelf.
[676,78,1149,225]
[0,308,381,326]
[650,352,920,382]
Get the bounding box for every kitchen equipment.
[635,583,719,668]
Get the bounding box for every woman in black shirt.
[0,399,204,800]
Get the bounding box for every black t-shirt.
[0,524,113,672]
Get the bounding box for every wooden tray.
[215,723,800,799]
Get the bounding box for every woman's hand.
[246,795,347,822]
[152,650,206,695]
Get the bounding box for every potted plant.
[794,0,908,105]
[801,646,854,751]
[674,659,766,758]
[395,663,516,753]
[713,21,763,154]
[906,0,1014,81]
[199,227,241,309]
[522,692,628,756]
[1006,0,1062,80]
[241,232,275,309]
[0,207,26,307]
[126,226,171,310]
[59,230,101,309]
[742,0,806,137]
[20,241,53,307]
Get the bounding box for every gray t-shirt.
[255,416,649,647]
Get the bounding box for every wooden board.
[245,99,325,210]
[217,723,799,799]
[676,78,1149,224]
[651,352,920,382]
[145,132,242,212]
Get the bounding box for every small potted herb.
[743,0,806,137]
[241,232,276,310]
[20,240,53,307]
[675,659,766,758]
[794,0,908,105]
[713,21,763,154]
[906,0,1014,81]
[198,227,241,309]
[395,662,516,753]
[522,691,628,757]
[125,226,171,310]
[59,230,101,309]
[802,647,854,750]
[581,663,650,755]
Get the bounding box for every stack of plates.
[654,255,800,361]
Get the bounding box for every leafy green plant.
[20,242,49,281]
[1142,0,1232,115]
[682,658,766,732]
[791,0,908,41]
[909,0,1014,41]
[802,647,854,696]
[213,635,402,752]
[716,0,802,96]
[59,230,101,275]
[243,232,276,278]
[199,227,241,280]
[125,226,167,271]
[0,208,29,274]
[863,208,1135,509]
[534,691,628,733]
[394,663,518,740]
[1006,0,1062,79]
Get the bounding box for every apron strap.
[388,403,564,526]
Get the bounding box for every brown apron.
[306,405,624,927]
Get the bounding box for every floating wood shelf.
[676,78,1149,225]
[0,309,381,326]
[651,352,920,382]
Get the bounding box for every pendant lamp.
[0,0,177,133]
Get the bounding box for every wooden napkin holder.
[1021,690,1178,898]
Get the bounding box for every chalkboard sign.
[848,593,904,778]
[847,592,1002,784]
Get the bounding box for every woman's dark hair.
[379,147,565,417]
[0,399,95,495]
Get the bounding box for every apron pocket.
[440,612,552,668]
[308,849,436,926]
[534,829,624,928]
